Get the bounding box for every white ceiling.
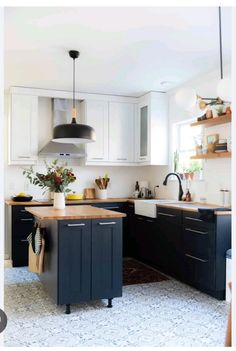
[4,6,232,96]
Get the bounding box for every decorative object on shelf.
[23,159,76,209]
[227,138,231,152]
[53,50,96,144]
[215,139,228,153]
[95,173,110,199]
[194,134,204,155]
[206,133,219,153]
[206,107,213,119]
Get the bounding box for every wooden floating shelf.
[190,114,231,127]
[191,152,231,160]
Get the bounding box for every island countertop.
[26,205,127,220]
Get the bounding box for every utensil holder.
[96,189,107,199]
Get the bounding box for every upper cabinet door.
[108,102,135,162]
[9,94,38,165]
[83,100,109,162]
[137,101,149,162]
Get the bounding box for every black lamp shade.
[53,123,96,144]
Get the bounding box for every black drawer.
[184,253,215,290]
[183,227,213,260]
[157,207,182,225]
[12,206,34,220]
[12,220,35,238]
[12,239,29,267]
[183,211,215,230]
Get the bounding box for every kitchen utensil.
[84,188,96,199]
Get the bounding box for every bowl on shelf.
[12,195,33,202]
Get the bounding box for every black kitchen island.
[26,205,126,314]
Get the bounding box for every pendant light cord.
[72,56,76,123]
[218,6,223,80]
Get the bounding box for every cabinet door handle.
[139,157,146,160]
[20,218,34,221]
[105,206,120,210]
[158,212,176,218]
[117,158,127,161]
[185,253,208,263]
[18,156,31,159]
[137,217,144,221]
[185,216,203,222]
[146,219,155,223]
[20,210,27,213]
[185,228,208,235]
[98,222,116,225]
[67,223,85,227]
[20,239,28,242]
[91,157,103,160]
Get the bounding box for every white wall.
[146,65,232,205]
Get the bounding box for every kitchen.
[2,5,234,347]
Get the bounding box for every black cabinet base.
[65,304,71,314]
[107,298,113,308]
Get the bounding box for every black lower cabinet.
[155,207,184,278]
[133,215,157,265]
[12,206,35,267]
[91,218,122,300]
[39,218,123,313]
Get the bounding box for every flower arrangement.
[23,159,76,194]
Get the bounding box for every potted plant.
[184,162,203,181]
[23,159,76,209]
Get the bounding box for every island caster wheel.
[65,304,71,314]
[107,298,113,308]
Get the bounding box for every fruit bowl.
[12,195,33,202]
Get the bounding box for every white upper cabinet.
[108,102,135,163]
[9,93,38,165]
[135,92,168,165]
[81,100,109,162]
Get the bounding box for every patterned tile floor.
[4,267,229,347]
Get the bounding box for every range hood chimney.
[39,98,86,158]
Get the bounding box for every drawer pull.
[20,239,28,242]
[98,222,116,225]
[185,228,208,235]
[137,217,144,221]
[67,223,85,227]
[185,253,208,263]
[105,206,120,210]
[18,156,31,159]
[158,212,176,218]
[20,218,34,222]
[185,216,203,222]
[91,157,103,160]
[117,158,127,161]
[146,219,155,223]
[20,210,27,213]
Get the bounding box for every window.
[173,119,203,175]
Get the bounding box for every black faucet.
[163,172,184,201]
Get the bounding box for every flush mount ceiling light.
[175,7,231,113]
[53,50,96,144]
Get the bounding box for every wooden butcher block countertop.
[26,205,127,220]
[5,198,130,206]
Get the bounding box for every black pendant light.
[53,50,96,144]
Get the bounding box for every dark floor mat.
[123,259,169,285]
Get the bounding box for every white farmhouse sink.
[134,199,176,218]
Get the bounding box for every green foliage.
[184,161,203,173]
[23,159,76,194]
